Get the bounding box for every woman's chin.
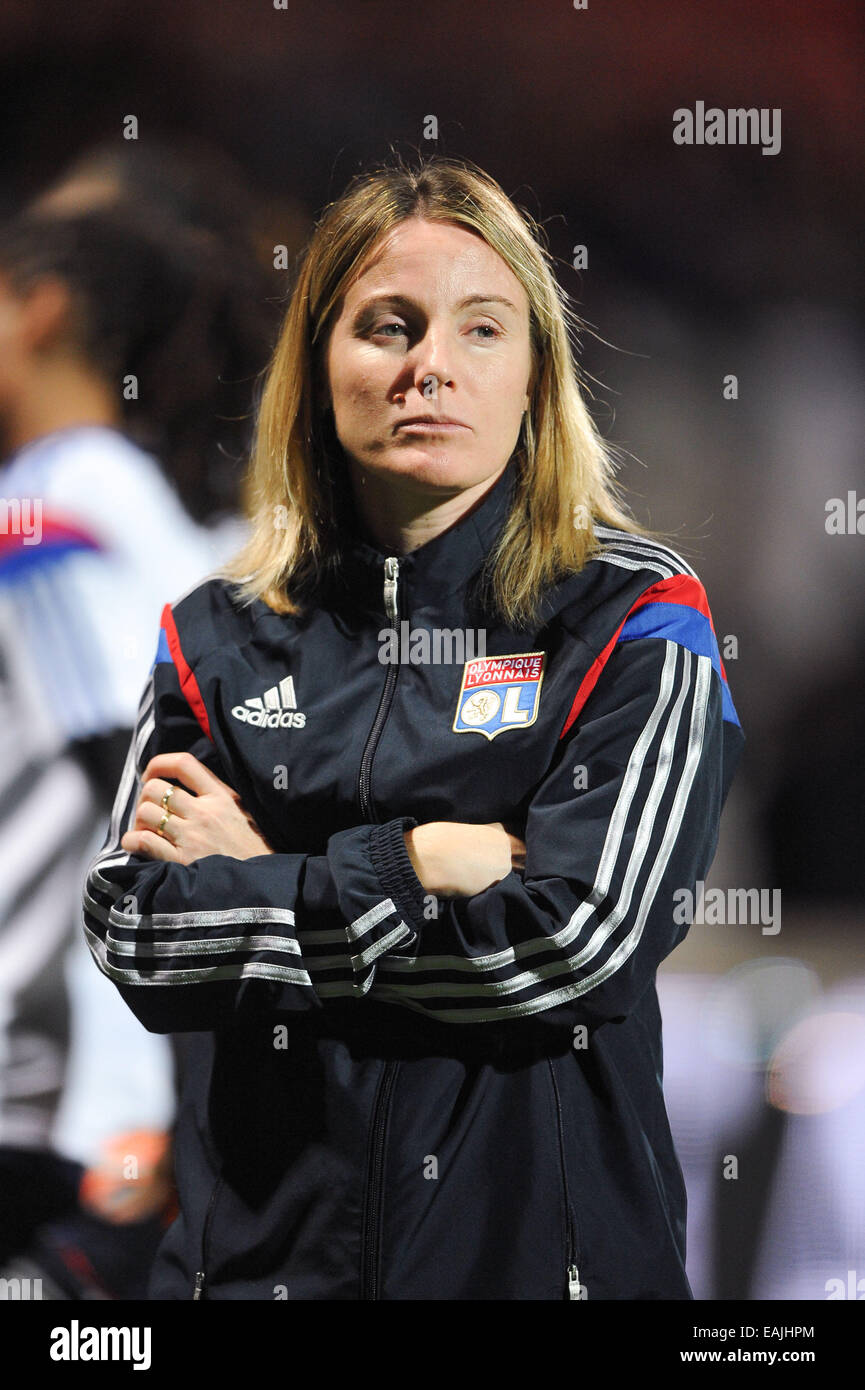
[360,447,497,493]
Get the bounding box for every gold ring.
[157,811,172,839]
[160,787,175,811]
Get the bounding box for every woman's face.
[324,218,532,496]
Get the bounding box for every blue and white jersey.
[0,425,242,1162]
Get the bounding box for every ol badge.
[453,652,546,741]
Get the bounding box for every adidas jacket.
[82,460,744,1300]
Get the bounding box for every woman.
[0,155,272,1295]
[83,156,744,1300]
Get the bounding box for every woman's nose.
[410,331,454,399]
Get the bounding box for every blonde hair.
[226,155,657,626]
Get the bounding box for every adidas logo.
[231,676,307,729]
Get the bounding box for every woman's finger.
[138,777,196,818]
[134,800,184,846]
[120,828,183,863]
[141,751,226,798]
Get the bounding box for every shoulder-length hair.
[225,155,657,627]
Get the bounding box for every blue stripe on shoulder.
[619,602,741,728]
[150,626,172,670]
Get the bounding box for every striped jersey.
[0,425,226,1162]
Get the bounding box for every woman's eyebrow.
[355,293,411,309]
[350,293,412,322]
[352,292,521,318]
[457,294,520,314]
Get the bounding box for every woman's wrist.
[403,824,435,892]
[404,823,458,895]
[402,821,520,899]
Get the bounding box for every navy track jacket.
[83,461,744,1300]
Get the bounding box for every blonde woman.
[84,157,743,1301]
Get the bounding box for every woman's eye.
[470,323,500,340]
[372,322,407,338]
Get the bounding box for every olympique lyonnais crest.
[453,652,546,740]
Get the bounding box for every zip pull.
[383,556,400,623]
[193,1270,206,1300]
[567,1264,582,1300]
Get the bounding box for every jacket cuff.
[319,817,427,987]
[367,816,429,940]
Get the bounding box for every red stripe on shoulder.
[627,572,731,681]
[160,602,213,743]
[559,615,629,740]
[628,573,713,624]
[559,574,721,740]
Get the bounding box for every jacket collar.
[338,458,518,615]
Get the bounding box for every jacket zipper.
[360,1057,400,1300]
[193,1172,224,1300]
[547,1058,583,1300]
[193,562,404,1303]
[358,556,403,1301]
[357,555,400,821]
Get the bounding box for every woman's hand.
[120,752,274,865]
[403,821,526,898]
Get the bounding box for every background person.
[0,146,275,1297]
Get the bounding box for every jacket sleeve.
[366,610,745,1029]
[82,613,422,1034]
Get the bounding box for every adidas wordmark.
[231,676,306,729]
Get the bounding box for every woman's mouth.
[394,417,470,434]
